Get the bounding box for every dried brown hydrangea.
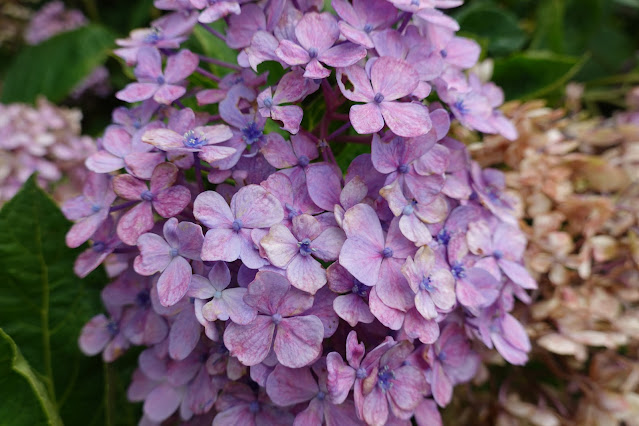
[447,86,639,425]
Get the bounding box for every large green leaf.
[0,25,114,103]
[0,176,128,426]
[0,329,59,426]
[455,2,527,56]
[492,51,587,100]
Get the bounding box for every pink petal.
[295,12,339,53]
[326,352,356,404]
[319,42,367,68]
[271,105,304,134]
[428,269,456,311]
[336,65,375,102]
[275,39,310,66]
[380,102,432,138]
[135,47,162,79]
[334,293,375,327]
[231,184,284,229]
[125,152,166,179]
[79,314,112,355]
[403,308,439,344]
[305,163,342,212]
[85,151,125,173]
[414,399,442,426]
[260,224,299,268]
[157,255,192,306]
[134,232,172,275]
[164,49,199,83]
[375,258,414,311]
[201,228,242,262]
[261,133,298,168]
[154,84,186,105]
[142,128,186,150]
[350,103,384,135]
[223,315,275,366]
[154,186,191,217]
[303,58,331,79]
[112,174,145,200]
[293,398,324,426]
[193,191,234,228]
[431,362,452,407]
[150,162,179,193]
[388,365,427,411]
[274,315,324,368]
[369,287,405,330]
[363,386,390,426]
[371,57,418,100]
[117,202,155,246]
[312,226,345,261]
[244,271,290,315]
[116,83,158,103]
[339,238,382,287]
[286,254,326,294]
[176,221,205,260]
[499,259,537,289]
[266,365,319,406]
[339,22,374,48]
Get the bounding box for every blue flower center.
[144,28,162,44]
[438,351,447,362]
[419,276,435,292]
[363,23,373,33]
[242,121,263,145]
[183,130,207,148]
[454,99,469,116]
[232,219,243,232]
[451,262,466,279]
[382,247,394,258]
[141,190,154,201]
[285,203,301,220]
[106,320,119,336]
[356,367,367,380]
[168,247,178,258]
[214,290,223,299]
[133,118,142,130]
[440,49,448,58]
[437,229,451,245]
[91,204,101,213]
[352,279,369,297]
[156,76,165,85]
[308,47,318,58]
[493,250,503,259]
[398,164,410,174]
[263,97,273,108]
[402,200,417,216]
[377,365,395,391]
[249,401,260,414]
[135,290,151,307]
[272,313,283,325]
[298,238,313,256]
[374,93,385,104]
[297,155,310,167]
[92,241,106,253]
[317,391,326,400]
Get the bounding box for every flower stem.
[194,153,204,193]
[196,67,222,82]
[198,55,242,71]
[109,200,137,212]
[327,122,352,141]
[198,22,227,41]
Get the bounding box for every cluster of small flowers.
[23,1,111,98]
[451,91,639,425]
[69,1,535,425]
[0,97,96,204]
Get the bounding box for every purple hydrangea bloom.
[116,47,199,105]
[134,217,204,306]
[223,271,324,368]
[194,185,283,268]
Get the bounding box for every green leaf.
[193,23,238,77]
[455,3,527,56]
[257,61,286,87]
[0,328,61,426]
[0,25,115,103]
[492,51,588,100]
[0,176,117,426]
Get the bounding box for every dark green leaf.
[455,3,527,56]
[492,51,587,100]
[0,25,115,103]
[0,176,116,426]
[0,329,60,426]
[193,23,238,77]
[257,61,286,87]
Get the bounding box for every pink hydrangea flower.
[223,271,324,368]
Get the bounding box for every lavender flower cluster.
[69,1,535,424]
[0,97,95,204]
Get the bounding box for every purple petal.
[168,308,200,360]
[201,228,242,262]
[337,65,375,103]
[117,202,154,246]
[79,314,112,355]
[261,133,298,168]
[143,384,181,423]
[176,221,204,260]
[142,128,184,151]
[305,163,342,211]
[274,315,324,368]
[286,254,326,294]
[113,174,145,200]
[224,315,275,366]
[319,42,367,68]
[244,271,290,314]
[334,293,375,327]
[116,83,158,103]
[371,57,418,100]
[231,184,284,229]
[380,101,432,138]
[499,259,537,290]
[350,103,384,135]
[261,224,299,267]
[295,12,339,53]
[154,84,186,105]
[275,39,310,66]
[271,105,304,135]
[193,190,234,228]
[369,287,405,330]
[157,255,192,306]
[85,151,125,173]
[403,308,439,344]
[266,365,318,406]
[134,232,172,275]
[312,227,345,261]
[164,49,199,83]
